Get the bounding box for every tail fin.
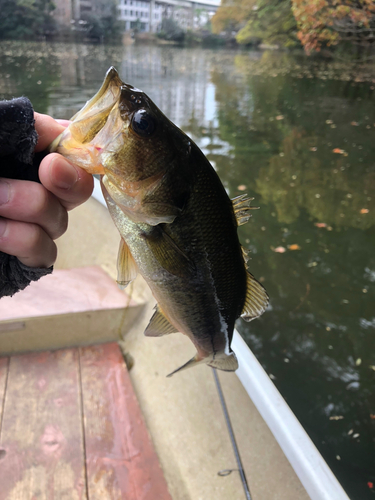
[207,352,238,372]
[167,351,238,377]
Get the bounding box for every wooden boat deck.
[0,342,172,500]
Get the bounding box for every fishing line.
[212,367,252,500]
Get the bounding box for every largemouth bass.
[51,67,269,376]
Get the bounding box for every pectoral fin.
[117,238,138,289]
[145,227,195,278]
[144,305,179,337]
[241,271,269,321]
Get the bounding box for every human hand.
[0,112,94,268]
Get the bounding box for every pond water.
[1,41,374,499]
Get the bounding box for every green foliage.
[0,0,56,40]
[212,0,257,35]
[236,0,298,47]
[82,0,122,41]
[157,18,185,42]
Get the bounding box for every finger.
[34,112,66,152]
[55,119,71,127]
[38,153,93,211]
[0,217,57,268]
[0,178,68,240]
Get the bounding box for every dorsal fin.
[241,245,249,264]
[241,271,269,321]
[144,304,179,337]
[117,238,138,289]
[231,194,259,226]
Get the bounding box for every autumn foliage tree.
[212,0,297,47]
[292,0,375,53]
[211,0,257,35]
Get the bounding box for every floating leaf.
[314,222,327,228]
[356,358,362,366]
[332,148,345,154]
[288,244,301,250]
[310,146,317,151]
[274,246,286,253]
[329,415,344,420]
[360,208,369,214]
[237,184,246,191]
[350,121,359,126]
[368,482,374,489]
[275,115,284,120]
[326,119,333,124]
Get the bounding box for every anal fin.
[117,238,138,289]
[241,271,269,321]
[144,305,179,337]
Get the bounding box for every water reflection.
[0,42,374,499]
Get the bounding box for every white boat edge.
[92,177,350,500]
[232,331,350,500]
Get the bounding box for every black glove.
[0,97,53,298]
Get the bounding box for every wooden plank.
[0,267,140,320]
[0,357,9,431]
[0,305,143,356]
[80,343,172,500]
[0,349,87,500]
[0,267,144,356]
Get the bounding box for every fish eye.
[130,109,156,137]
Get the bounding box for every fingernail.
[50,157,78,190]
[0,180,10,205]
[0,218,7,237]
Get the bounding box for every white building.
[117,0,219,33]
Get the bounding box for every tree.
[158,17,185,42]
[292,0,375,53]
[211,0,257,35]
[236,0,297,47]
[82,0,122,41]
[0,0,56,40]
[212,0,298,48]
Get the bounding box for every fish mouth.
[49,67,138,174]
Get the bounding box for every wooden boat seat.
[0,266,144,355]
